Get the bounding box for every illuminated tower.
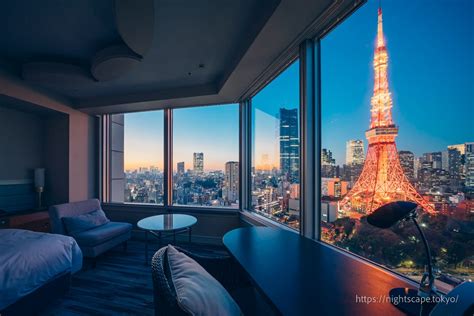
[340,8,435,214]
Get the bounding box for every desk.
[223,227,414,316]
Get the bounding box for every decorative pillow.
[167,245,242,316]
[62,209,110,236]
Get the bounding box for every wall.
[0,106,44,180]
[0,70,98,202]
[44,114,69,205]
[69,113,98,202]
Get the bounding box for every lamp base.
[389,288,437,316]
[35,187,43,210]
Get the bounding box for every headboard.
[0,180,36,213]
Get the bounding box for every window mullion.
[164,108,173,209]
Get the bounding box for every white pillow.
[167,245,242,316]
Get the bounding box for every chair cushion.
[73,222,132,247]
[49,199,102,235]
[167,245,242,316]
[62,209,110,236]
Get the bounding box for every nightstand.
[0,210,50,232]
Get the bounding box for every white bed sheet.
[0,229,83,309]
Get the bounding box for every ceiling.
[0,0,363,114]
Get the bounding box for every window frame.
[170,103,241,209]
[246,57,304,232]
[101,103,241,212]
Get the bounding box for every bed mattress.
[0,229,83,309]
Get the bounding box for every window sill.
[102,202,240,215]
[239,210,299,233]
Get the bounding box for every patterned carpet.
[41,240,227,316]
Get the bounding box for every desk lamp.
[367,201,439,315]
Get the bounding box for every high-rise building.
[321,148,336,178]
[441,150,449,171]
[399,151,415,181]
[223,161,239,203]
[279,108,299,182]
[321,201,338,223]
[423,152,442,169]
[193,153,204,173]
[346,140,365,165]
[448,148,463,186]
[340,8,434,214]
[448,144,466,155]
[466,152,474,190]
[322,148,335,165]
[464,143,474,190]
[432,152,442,169]
[177,161,185,175]
[466,142,474,154]
[414,156,422,180]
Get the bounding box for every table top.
[137,214,197,232]
[223,227,414,316]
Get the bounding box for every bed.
[0,229,83,314]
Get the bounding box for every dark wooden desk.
[223,227,414,316]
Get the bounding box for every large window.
[251,60,300,229]
[123,111,164,204]
[173,104,239,208]
[320,1,473,292]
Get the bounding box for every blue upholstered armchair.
[49,199,132,258]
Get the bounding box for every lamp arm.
[411,217,436,294]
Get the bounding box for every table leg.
[145,230,149,265]
[189,227,192,243]
[173,231,176,244]
[158,231,162,248]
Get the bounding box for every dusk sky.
[125,0,473,170]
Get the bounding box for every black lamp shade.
[367,201,418,228]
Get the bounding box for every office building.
[177,161,185,175]
[399,150,415,181]
[466,143,474,189]
[448,148,463,185]
[223,161,239,203]
[321,201,338,223]
[193,152,204,173]
[279,108,299,182]
[321,148,336,178]
[345,140,365,165]
[448,143,466,155]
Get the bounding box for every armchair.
[49,199,132,258]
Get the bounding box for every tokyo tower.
[339,7,435,214]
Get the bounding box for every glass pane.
[173,104,239,208]
[251,60,300,230]
[321,1,473,292]
[124,111,164,204]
